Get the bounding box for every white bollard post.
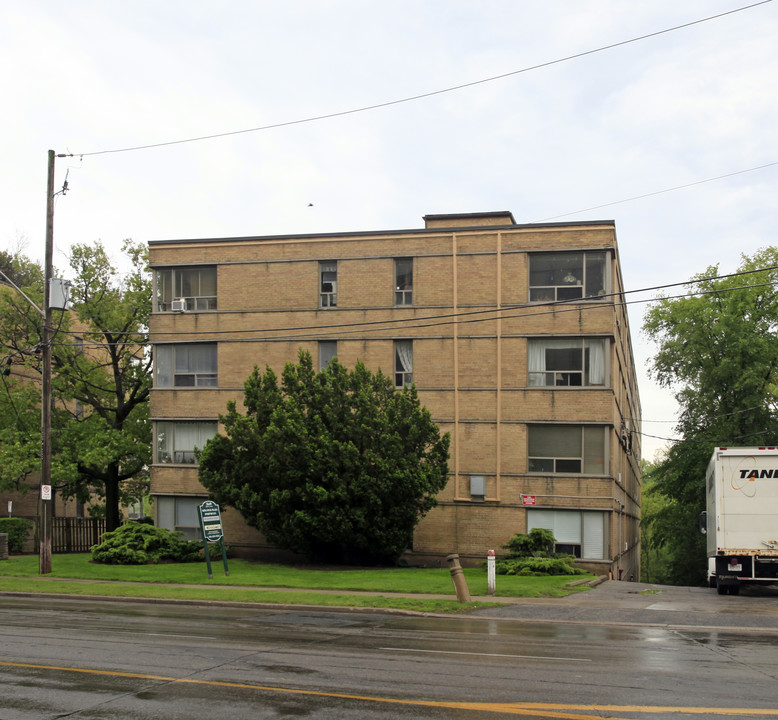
[487,549,496,596]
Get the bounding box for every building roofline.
[148,218,616,246]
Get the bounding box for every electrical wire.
[538,161,778,221]
[12,260,777,440]
[59,1,773,158]
[49,264,778,344]
[48,277,778,351]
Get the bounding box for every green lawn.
[0,554,593,613]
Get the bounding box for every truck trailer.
[704,447,778,594]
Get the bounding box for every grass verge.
[0,577,497,613]
[0,554,592,612]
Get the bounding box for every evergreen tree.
[199,351,450,564]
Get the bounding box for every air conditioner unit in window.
[171,299,187,312]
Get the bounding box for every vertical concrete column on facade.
[495,231,502,502]
[452,232,461,505]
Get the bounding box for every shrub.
[0,518,33,553]
[91,521,203,565]
[496,556,585,576]
[501,527,556,557]
[495,528,585,576]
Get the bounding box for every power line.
[537,161,778,221]
[51,264,778,343]
[61,1,773,158]
[639,426,778,445]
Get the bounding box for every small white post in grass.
[487,549,496,596]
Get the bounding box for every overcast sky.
[3,0,777,460]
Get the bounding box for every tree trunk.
[105,466,122,532]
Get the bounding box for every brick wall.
[149,216,642,576]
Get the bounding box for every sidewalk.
[470,579,778,632]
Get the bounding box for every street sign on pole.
[199,500,223,542]
[198,501,229,579]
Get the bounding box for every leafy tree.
[199,351,450,565]
[0,241,151,532]
[642,248,778,584]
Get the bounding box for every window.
[156,266,217,311]
[528,510,608,560]
[320,261,337,307]
[529,251,607,302]
[395,340,413,388]
[395,258,413,305]
[528,338,607,387]
[155,344,217,387]
[319,340,337,370]
[156,496,204,541]
[155,421,217,465]
[528,425,608,474]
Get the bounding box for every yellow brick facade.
[148,211,642,579]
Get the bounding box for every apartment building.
[147,211,642,578]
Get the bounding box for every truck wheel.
[716,581,727,595]
[728,584,740,595]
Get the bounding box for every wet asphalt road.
[2,584,778,719]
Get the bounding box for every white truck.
[704,447,778,595]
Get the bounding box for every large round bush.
[91,522,202,564]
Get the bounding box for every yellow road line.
[1,660,777,718]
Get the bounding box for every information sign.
[198,500,229,579]
[41,485,52,501]
[199,500,223,542]
[521,494,536,505]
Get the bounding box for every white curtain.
[396,340,413,372]
[176,423,201,451]
[155,346,172,386]
[527,340,546,386]
[587,339,606,385]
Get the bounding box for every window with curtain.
[529,251,608,302]
[155,266,217,311]
[528,338,607,387]
[395,340,413,388]
[155,344,217,387]
[395,258,413,305]
[320,261,337,307]
[155,421,217,464]
[319,340,337,370]
[156,496,205,541]
[528,424,608,474]
[527,509,608,559]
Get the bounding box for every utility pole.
[40,149,55,574]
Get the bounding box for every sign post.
[198,501,229,579]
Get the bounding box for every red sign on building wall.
[521,495,536,505]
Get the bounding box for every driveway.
[472,580,778,631]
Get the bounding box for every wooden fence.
[51,517,106,553]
